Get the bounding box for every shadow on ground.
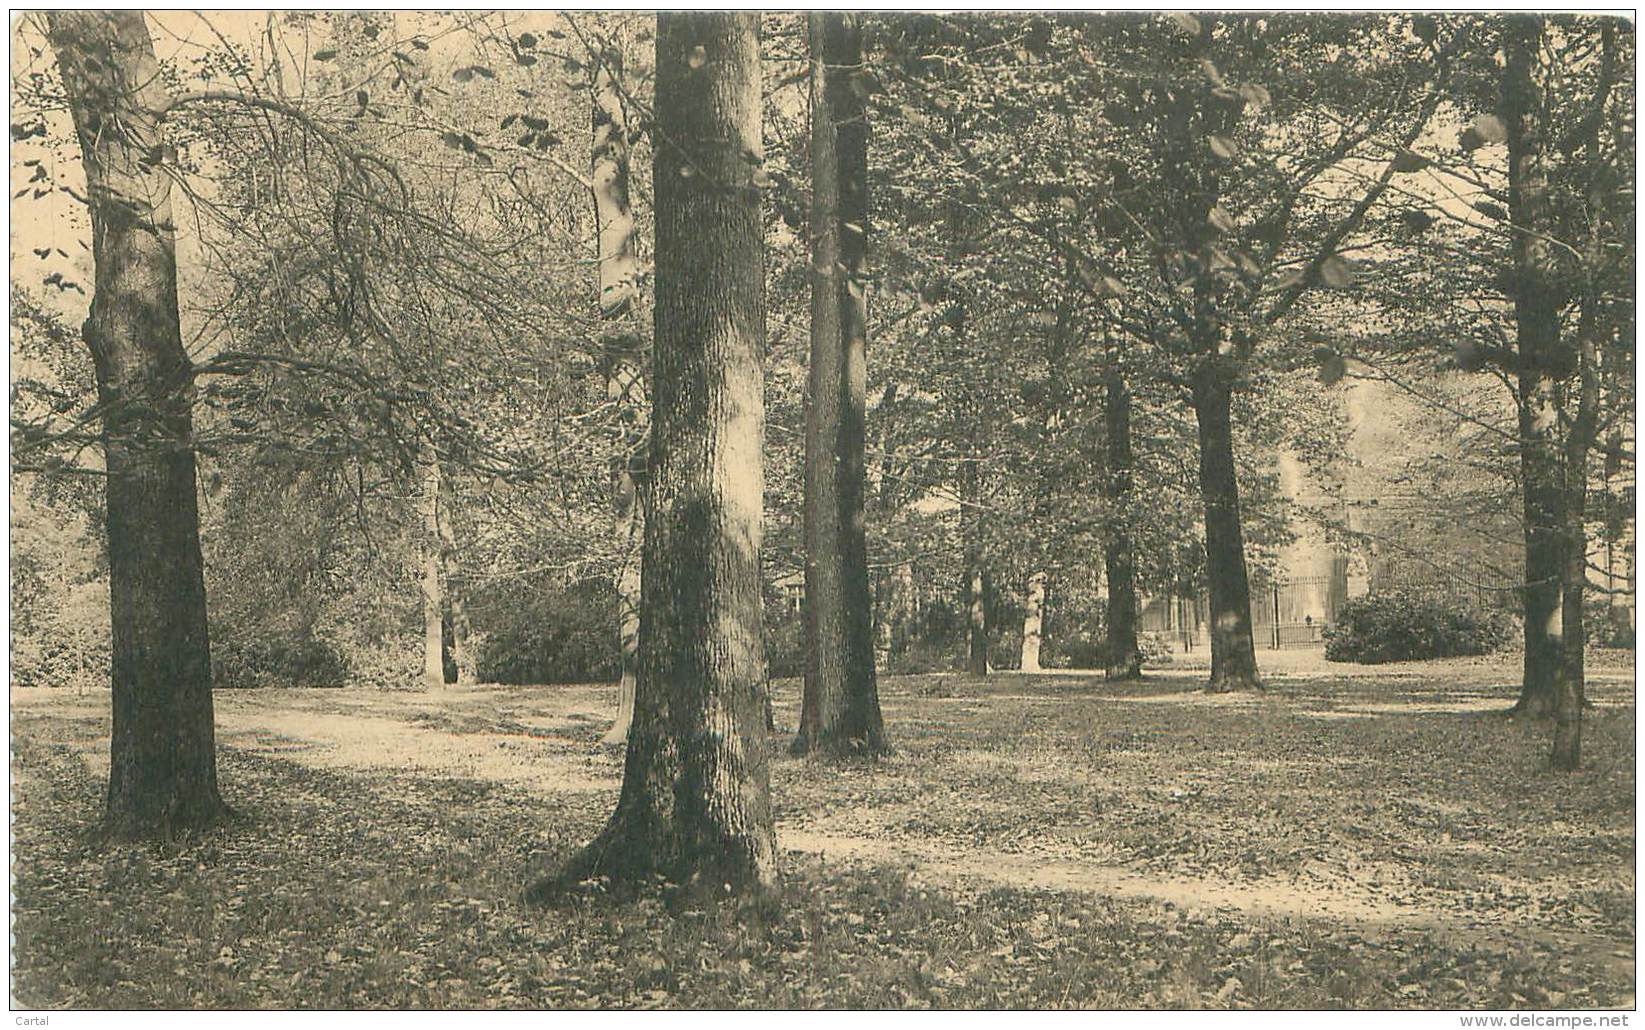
[10,652,1635,1009]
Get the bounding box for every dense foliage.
[1324,591,1517,664]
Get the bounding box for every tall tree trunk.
[1191,362,1262,691]
[1020,571,1047,672]
[1503,15,1566,722]
[1154,23,1258,692]
[1102,368,1143,680]
[795,11,885,757]
[418,450,445,689]
[831,11,885,754]
[549,12,776,897]
[797,6,848,754]
[48,10,225,838]
[590,35,647,744]
[1548,19,1618,770]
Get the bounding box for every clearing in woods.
[10,652,1636,1009]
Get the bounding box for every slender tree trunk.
[1191,362,1262,691]
[873,570,894,667]
[590,37,647,744]
[603,480,642,739]
[887,561,914,659]
[418,451,445,689]
[831,11,885,753]
[1548,19,1617,769]
[1554,433,1590,770]
[1516,377,1564,719]
[961,461,990,676]
[549,12,776,897]
[967,566,988,675]
[1020,571,1046,672]
[872,383,901,666]
[1503,15,1565,722]
[437,464,474,685]
[1154,31,1259,692]
[449,596,473,685]
[874,380,900,510]
[797,6,848,754]
[48,10,225,838]
[795,11,885,757]
[1102,369,1143,680]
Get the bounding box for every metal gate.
[1145,571,1344,651]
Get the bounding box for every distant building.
[1139,368,1636,652]
[1140,451,1350,652]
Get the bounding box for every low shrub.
[473,579,620,685]
[213,630,349,689]
[1324,590,1515,664]
[1589,606,1635,650]
[1042,622,1173,670]
[765,609,807,681]
[1138,631,1175,668]
[874,636,958,675]
[340,635,425,691]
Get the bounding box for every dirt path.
[15,678,1632,987]
[223,700,1631,981]
[21,688,620,795]
[779,828,1636,981]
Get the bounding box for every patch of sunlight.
[1341,699,1510,715]
[947,748,1015,771]
[211,710,621,793]
[1112,690,1266,708]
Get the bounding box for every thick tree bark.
[1101,369,1143,680]
[1503,16,1567,725]
[1191,362,1262,691]
[48,10,225,838]
[794,11,885,757]
[419,452,445,689]
[590,37,647,744]
[549,12,776,897]
[1020,571,1047,672]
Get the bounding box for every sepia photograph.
[6,8,1638,1016]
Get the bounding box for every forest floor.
[10,652,1637,1010]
